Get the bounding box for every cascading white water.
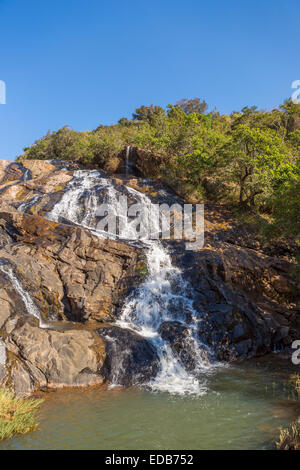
[0,338,6,365]
[125,146,131,176]
[22,168,31,181]
[117,243,213,395]
[44,169,216,395]
[47,170,109,230]
[0,263,47,328]
[18,195,42,213]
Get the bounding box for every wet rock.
[158,321,197,370]
[97,326,160,386]
[234,339,253,357]
[230,323,249,342]
[273,326,290,345]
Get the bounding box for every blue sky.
[0,0,299,160]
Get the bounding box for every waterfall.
[42,169,216,395]
[0,339,6,365]
[47,170,110,232]
[22,168,31,181]
[125,146,131,176]
[0,262,47,328]
[18,195,42,213]
[117,243,213,395]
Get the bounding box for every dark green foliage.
[132,105,166,123]
[177,98,208,115]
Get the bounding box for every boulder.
[1,317,106,394]
[97,326,160,386]
[158,321,197,371]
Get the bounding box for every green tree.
[176,97,208,115]
[280,99,300,134]
[132,105,165,122]
[270,177,300,240]
[223,125,292,208]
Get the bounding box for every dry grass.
[275,375,300,450]
[0,388,43,441]
[276,423,300,450]
[290,374,300,395]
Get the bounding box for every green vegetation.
[17,97,300,253]
[0,388,43,440]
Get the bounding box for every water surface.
[1,357,299,450]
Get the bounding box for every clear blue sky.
[0,0,299,160]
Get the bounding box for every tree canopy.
[18,98,300,243]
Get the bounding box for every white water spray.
[0,263,47,328]
[117,243,213,395]
[44,169,216,395]
[18,195,42,213]
[125,146,131,176]
[47,170,110,233]
[22,169,31,181]
[0,339,6,365]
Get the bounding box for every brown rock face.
[0,210,141,322]
[117,147,164,177]
[0,158,299,395]
[0,159,80,215]
[0,160,146,394]
[0,316,106,395]
[8,321,105,389]
[174,238,300,361]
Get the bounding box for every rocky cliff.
[0,159,299,395]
